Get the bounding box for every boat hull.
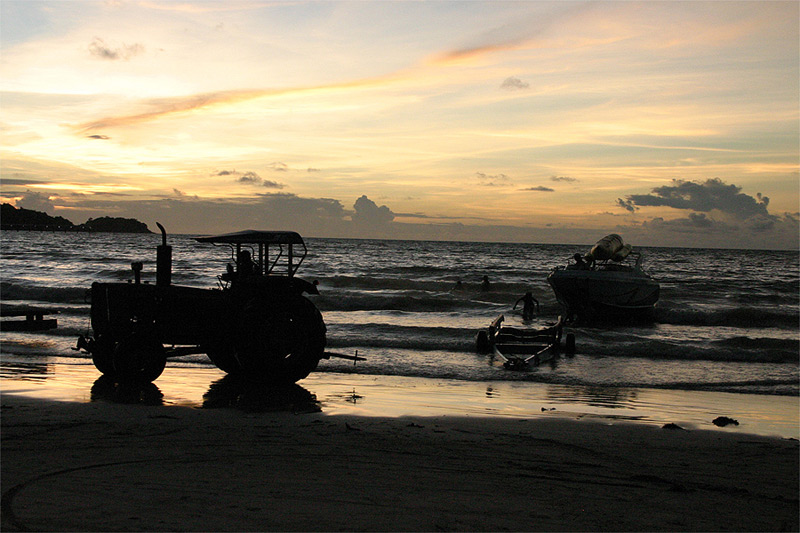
[547,269,659,322]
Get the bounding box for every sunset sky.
[1,1,798,249]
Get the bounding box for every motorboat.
[547,234,659,322]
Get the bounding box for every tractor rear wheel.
[234,295,326,384]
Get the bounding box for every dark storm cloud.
[476,172,512,186]
[57,193,348,236]
[16,190,55,213]
[254,193,344,219]
[1,178,46,187]
[237,171,262,184]
[167,189,198,200]
[623,178,770,219]
[228,171,285,189]
[744,214,777,233]
[88,37,145,61]
[500,77,529,90]
[613,178,798,246]
[686,212,714,228]
[616,198,637,213]
[351,195,395,225]
[391,211,494,222]
[521,186,554,192]
[642,214,731,233]
[394,212,432,219]
[633,211,797,242]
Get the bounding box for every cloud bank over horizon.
[4,175,797,249]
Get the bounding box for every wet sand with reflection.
[2,362,798,531]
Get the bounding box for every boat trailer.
[476,315,574,370]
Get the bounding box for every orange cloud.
[429,40,533,67]
[74,74,403,134]
[76,89,269,132]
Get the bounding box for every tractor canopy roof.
[195,230,305,245]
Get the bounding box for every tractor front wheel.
[113,333,167,383]
[91,334,117,376]
[204,341,241,374]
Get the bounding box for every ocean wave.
[1,283,91,305]
[710,336,799,351]
[314,293,502,312]
[317,275,547,294]
[313,365,798,395]
[655,306,798,329]
[327,336,473,352]
[573,338,797,363]
[320,275,451,291]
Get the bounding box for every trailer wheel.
[476,330,490,353]
[113,333,166,383]
[235,295,326,384]
[565,333,576,355]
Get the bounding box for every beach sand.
[1,365,799,531]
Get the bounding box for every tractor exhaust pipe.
[156,222,171,287]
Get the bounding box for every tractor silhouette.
[78,225,327,384]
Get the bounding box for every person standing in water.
[514,292,539,320]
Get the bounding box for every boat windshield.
[564,252,647,273]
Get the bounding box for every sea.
[1,231,798,397]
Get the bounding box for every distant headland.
[1,203,152,233]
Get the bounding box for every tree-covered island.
[1,204,152,233]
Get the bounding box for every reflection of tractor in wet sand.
[77,224,333,384]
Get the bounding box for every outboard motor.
[156,222,171,287]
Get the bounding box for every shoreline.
[1,361,798,439]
